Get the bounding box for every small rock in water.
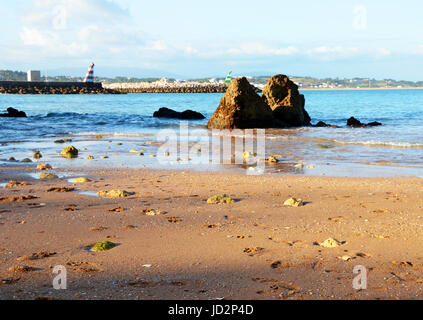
[61,146,79,159]
[39,172,59,180]
[33,151,42,159]
[91,241,116,252]
[130,149,138,153]
[97,190,134,198]
[21,158,32,163]
[54,139,72,144]
[207,194,235,204]
[37,163,52,171]
[243,152,257,160]
[320,238,344,248]
[74,177,91,183]
[8,157,16,161]
[295,163,304,169]
[283,197,304,207]
[87,156,94,160]
[266,156,279,163]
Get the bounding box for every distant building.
[27,70,41,82]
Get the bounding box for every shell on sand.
[284,197,303,207]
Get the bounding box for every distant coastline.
[300,86,423,91]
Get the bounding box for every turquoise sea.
[1,89,423,177]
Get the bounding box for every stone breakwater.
[103,81,229,93]
[0,81,122,94]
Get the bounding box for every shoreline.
[1,166,423,300]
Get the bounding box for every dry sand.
[1,166,423,300]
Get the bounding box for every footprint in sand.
[90,226,108,232]
[167,217,182,223]
[243,247,265,257]
[16,252,56,262]
[66,261,103,273]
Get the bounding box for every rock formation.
[261,75,311,127]
[347,117,382,128]
[207,77,276,129]
[207,75,312,129]
[0,107,27,118]
[153,107,205,120]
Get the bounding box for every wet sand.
[1,166,423,300]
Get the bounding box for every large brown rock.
[207,77,277,129]
[262,75,311,127]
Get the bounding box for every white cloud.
[20,27,57,47]
[227,42,298,56]
[308,46,359,60]
[376,48,391,58]
[18,0,148,60]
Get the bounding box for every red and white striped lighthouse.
[83,62,95,83]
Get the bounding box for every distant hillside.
[0,70,27,81]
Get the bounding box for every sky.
[1,0,423,80]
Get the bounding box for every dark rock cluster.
[0,107,27,118]
[153,107,205,120]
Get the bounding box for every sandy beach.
[1,166,423,300]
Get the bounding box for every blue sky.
[1,0,423,80]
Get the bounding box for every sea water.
[0,89,422,177]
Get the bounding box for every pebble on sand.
[91,241,116,252]
[5,181,30,187]
[283,197,304,207]
[207,194,235,204]
[8,265,34,273]
[320,238,344,248]
[97,190,134,198]
[143,209,163,216]
[39,172,59,180]
[61,146,79,159]
[37,163,52,171]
